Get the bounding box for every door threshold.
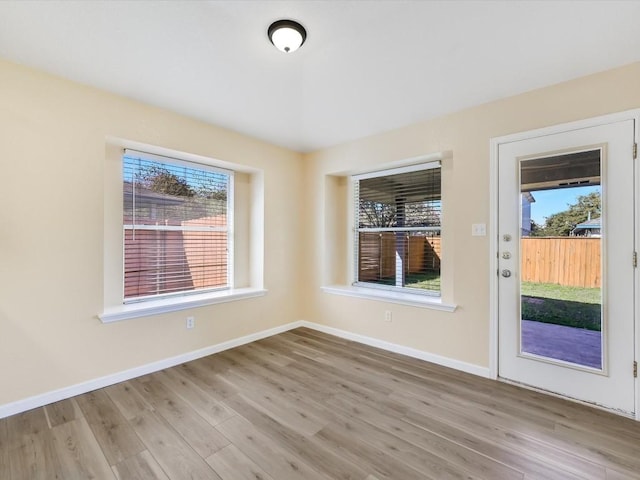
[498,376,636,420]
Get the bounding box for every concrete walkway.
[521,320,602,369]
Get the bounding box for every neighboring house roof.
[123,181,186,206]
[123,181,227,225]
[572,216,601,235]
[574,217,601,229]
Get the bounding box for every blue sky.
[529,185,600,224]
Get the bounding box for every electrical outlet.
[186,316,195,329]
[384,310,392,322]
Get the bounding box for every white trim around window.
[99,287,267,323]
[321,285,456,312]
[320,151,456,312]
[101,138,265,323]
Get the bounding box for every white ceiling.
[1,1,639,153]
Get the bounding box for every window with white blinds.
[353,162,441,295]
[123,150,232,303]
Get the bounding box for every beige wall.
[301,62,640,368]
[1,55,639,409]
[0,58,304,406]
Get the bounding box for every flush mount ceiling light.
[268,19,307,53]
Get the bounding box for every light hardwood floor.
[2,327,640,479]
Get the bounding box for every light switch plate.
[472,223,487,236]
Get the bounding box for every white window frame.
[122,149,234,304]
[352,161,442,297]
[99,142,266,323]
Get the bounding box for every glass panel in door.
[519,150,603,370]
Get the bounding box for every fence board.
[358,233,441,282]
[521,237,600,288]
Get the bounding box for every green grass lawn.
[373,271,441,292]
[521,282,601,331]
[521,282,600,304]
[405,272,441,291]
[371,277,600,330]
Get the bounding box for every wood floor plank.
[314,421,430,480]
[6,408,49,447]
[245,340,296,367]
[8,428,61,480]
[280,358,409,417]
[293,327,614,438]
[206,444,275,480]
[131,375,229,458]
[403,407,588,480]
[218,370,327,437]
[286,334,602,478]
[172,361,239,401]
[325,392,523,480]
[6,408,59,480]
[292,329,586,428]
[195,351,240,374]
[215,415,330,480]
[260,333,328,361]
[217,346,319,399]
[388,377,557,436]
[151,369,236,427]
[49,417,116,479]
[296,331,563,435]
[388,388,606,479]
[76,389,146,465]
[553,420,640,471]
[129,410,221,480]
[222,347,334,405]
[606,467,640,479]
[437,394,605,478]
[324,411,487,480]
[0,417,10,480]
[281,348,394,399]
[104,381,154,420]
[4,328,640,479]
[112,450,171,480]
[223,393,369,480]
[44,398,81,428]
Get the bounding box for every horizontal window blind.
[123,150,232,302]
[354,163,441,294]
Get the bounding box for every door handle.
[501,269,512,278]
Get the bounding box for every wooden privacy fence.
[521,237,601,288]
[359,232,441,281]
[124,215,228,299]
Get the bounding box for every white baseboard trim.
[0,319,491,419]
[299,321,492,379]
[0,320,305,420]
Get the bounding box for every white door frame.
[489,109,640,420]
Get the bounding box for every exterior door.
[497,118,636,415]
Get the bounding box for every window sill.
[321,285,457,312]
[99,287,268,323]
